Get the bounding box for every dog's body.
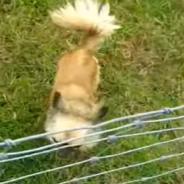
[45,0,119,154]
[51,49,99,111]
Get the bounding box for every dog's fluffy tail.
[50,0,120,51]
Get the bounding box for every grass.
[1,0,184,183]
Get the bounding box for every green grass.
[1,0,184,183]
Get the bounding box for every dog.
[44,0,120,156]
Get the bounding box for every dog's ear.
[52,91,62,109]
[98,106,109,120]
[93,106,109,124]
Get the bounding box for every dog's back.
[52,49,98,103]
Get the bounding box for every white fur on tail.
[50,0,120,50]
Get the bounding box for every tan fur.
[51,49,98,103]
[49,49,101,119]
[45,0,119,153]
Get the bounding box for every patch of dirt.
[0,45,11,67]
[122,34,159,76]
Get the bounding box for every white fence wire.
[1,105,184,184]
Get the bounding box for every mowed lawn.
[1,0,184,183]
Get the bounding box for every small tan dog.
[45,0,119,156]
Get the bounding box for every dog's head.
[45,92,108,157]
